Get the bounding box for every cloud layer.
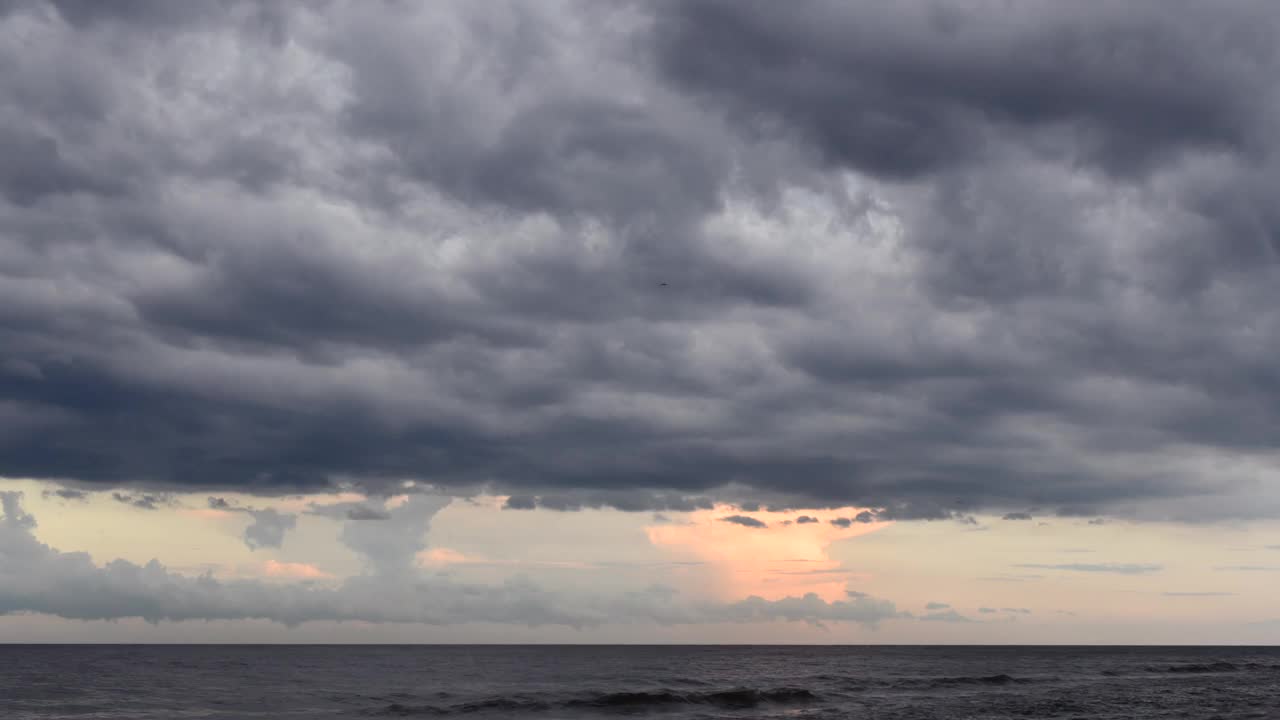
[0,491,901,628]
[3,1,1280,518]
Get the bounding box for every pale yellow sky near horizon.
[2,477,1279,644]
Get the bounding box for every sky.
[1,0,1280,643]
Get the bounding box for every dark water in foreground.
[2,645,1279,719]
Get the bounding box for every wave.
[883,674,1036,690]
[370,687,818,715]
[929,673,1028,686]
[1100,661,1280,677]
[375,697,553,715]
[569,687,818,709]
[375,704,447,717]
[1142,662,1241,674]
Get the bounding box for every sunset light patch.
[418,547,477,566]
[262,560,332,580]
[646,506,889,601]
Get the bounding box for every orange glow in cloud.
[646,506,889,601]
[419,547,477,566]
[262,560,332,579]
[416,547,596,570]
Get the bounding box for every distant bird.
[658,282,669,287]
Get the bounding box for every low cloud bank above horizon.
[0,491,905,629]
[3,1,1280,521]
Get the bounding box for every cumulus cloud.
[339,495,450,575]
[0,491,902,629]
[1,1,1280,520]
[203,497,298,551]
[242,509,296,551]
[794,515,818,524]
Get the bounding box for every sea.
[2,645,1278,719]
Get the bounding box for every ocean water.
[2,645,1278,719]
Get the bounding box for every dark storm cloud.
[2,1,1280,519]
[653,0,1270,179]
[503,495,538,511]
[48,0,225,28]
[719,515,767,529]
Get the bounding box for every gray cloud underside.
[0,491,901,628]
[719,514,767,529]
[41,488,87,501]
[110,493,172,511]
[2,1,1280,518]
